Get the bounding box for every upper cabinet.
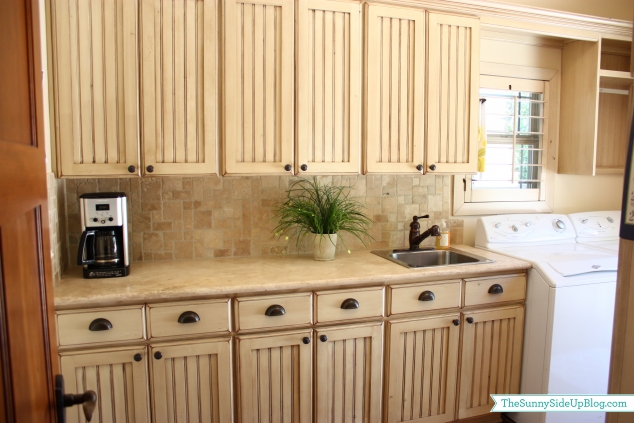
[425,12,480,175]
[364,6,479,174]
[50,0,140,177]
[223,0,295,175]
[364,4,426,174]
[558,38,634,175]
[139,0,218,176]
[296,0,362,175]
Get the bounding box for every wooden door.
[425,12,480,174]
[236,330,312,423]
[458,306,524,420]
[314,323,382,423]
[0,0,58,421]
[60,346,150,423]
[385,314,460,423]
[49,0,140,177]
[140,0,218,176]
[364,4,425,174]
[224,0,294,175]
[149,339,232,423]
[296,0,362,175]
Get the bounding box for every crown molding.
[367,0,632,38]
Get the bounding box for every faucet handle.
[412,214,430,221]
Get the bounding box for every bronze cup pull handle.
[340,298,360,309]
[418,291,436,301]
[488,284,504,294]
[88,318,113,331]
[265,304,286,316]
[178,311,201,324]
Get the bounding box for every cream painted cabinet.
[296,0,362,175]
[385,314,460,423]
[60,346,150,423]
[236,330,313,423]
[139,0,218,176]
[364,4,426,174]
[314,323,383,423]
[457,306,524,420]
[425,12,480,175]
[223,0,295,175]
[558,39,633,175]
[149,339,232,423]
[50,0,140,177]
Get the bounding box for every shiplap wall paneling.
[457,306,524,420]
[385,315,459,423]
[149,339,232,423]
[140,0,217,175]
[314,323,383,423]
[237,330,312,423]
[296,0,362,175]
[60,346,150,423]
[364,4,425,174]
[425,12,480,175]
[50,0,140,177]
[224,0,294,175]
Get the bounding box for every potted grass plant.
[273,178,373,260]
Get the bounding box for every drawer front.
[464,274,526,307]
[57,306,145,347]
[236,293,312,331]
[389,281,461,315]
[315,287,384,324]
[147,299,230,338]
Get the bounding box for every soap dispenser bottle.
[435,220,450,250]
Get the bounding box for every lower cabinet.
[60,346,150,423]
[385,314,460,423]
[236,324,384,423]
[458,306,524,420]
[149,339,232,423]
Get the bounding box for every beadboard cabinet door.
[296,0,362,175]
[314,323,383,423]
[364,4,425,174]
[60,346,150,423]
[139,0,218,176]
[149,339,232,423]
[385,314,460,423]
[236,330,312,423]
[458,306,524,420]
[223,0,295,175]
[425,12,480,175]
[50,0,140,177]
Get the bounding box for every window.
[453,64,559,215]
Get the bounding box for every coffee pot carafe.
[77,193,130,278]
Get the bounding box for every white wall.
[456,35,628,246]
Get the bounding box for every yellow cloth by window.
[477,100,487,173]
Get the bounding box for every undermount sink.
[371,248,494,269]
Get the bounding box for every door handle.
[55,375,97,422]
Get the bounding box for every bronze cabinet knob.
[133,353,143,362]
[154,351,163,360]
[418,291,435,301]
[340,298,360,309]
[88,318,112,331]
[284,164,292,172]
[429,164,437,171]
[146,165,154,173]
[302,337,310,344]
[452,319,460,326]
[300,164,308,171]
[416,164,423,171]
[466,317,474,324]
[488,284,504,294]
[178,311,200,324]
[265,304,286,316]
[127,165,136,173]
[320,335,328,342]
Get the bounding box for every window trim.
[453,62,560,216]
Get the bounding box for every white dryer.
[475,214,618,423]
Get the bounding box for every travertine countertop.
[55,245,531,309]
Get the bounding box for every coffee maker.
[77,192,130,278]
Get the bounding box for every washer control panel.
[475,214,575,247]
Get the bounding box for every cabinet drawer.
[147,299,231,338]
[57,306,145,347]
[389,281,461,315]
[235,293,312,332]
[464,274,526,307]
[315,287,384,324]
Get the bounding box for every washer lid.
[548,256,618,277]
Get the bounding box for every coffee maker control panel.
[82,197,124,227]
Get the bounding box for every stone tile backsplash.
[63,175,462,267]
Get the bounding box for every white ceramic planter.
[312,234,338,261]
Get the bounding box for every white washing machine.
[569,210,621,254]
[475,214,618,423]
